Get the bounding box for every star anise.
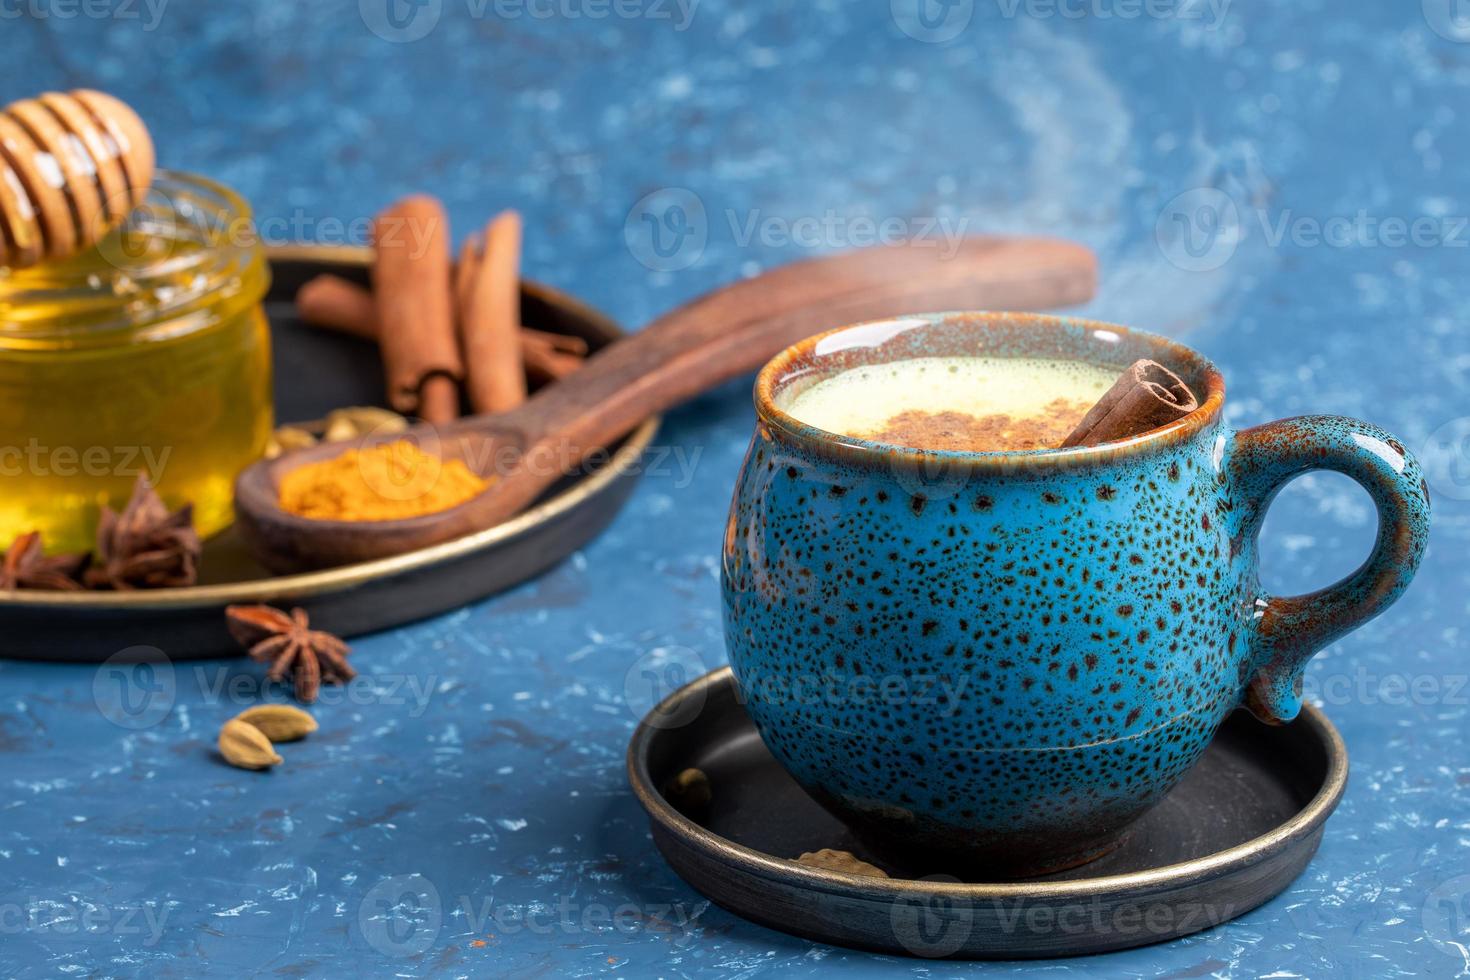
[85,476,201,589]
[225,604,355,703]
[0,531,89,591]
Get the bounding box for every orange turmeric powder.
[278,440,487,521]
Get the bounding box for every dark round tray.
[0,244,659,661]
[628,667,1348,959]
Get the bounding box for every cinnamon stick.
[461,210,527,413]
[521,327,588,357]
[456,234,579,380]
[454,235,481,324]
[295,274,584,379]
[371,196,462,424]
[296,274,377,341]
[520,333,585,383]
[1061,359,1199,447]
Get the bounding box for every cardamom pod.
[663,767,712,813]
[218,718,283,770]
[322,416,359,443]
[325,406,408,441]
[795,849,889,878]
[265,425,317,459]
[232,704,318,743]
[267,408,408,458]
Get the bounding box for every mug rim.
[754,311,1227,471]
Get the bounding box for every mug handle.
[1228,415,1431,724]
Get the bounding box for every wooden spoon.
[236,236,1097,572]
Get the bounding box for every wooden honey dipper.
[0,90,154,269]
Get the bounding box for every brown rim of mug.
[754,311,1228,472]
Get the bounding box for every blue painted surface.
[1,2,1467,976]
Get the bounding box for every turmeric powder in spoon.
[277,441,486,522]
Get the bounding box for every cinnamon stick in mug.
[1061,359,1198,448]
[371,196,462,424]
[460,210,528,413]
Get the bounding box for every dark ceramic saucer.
[627,667,1347,959]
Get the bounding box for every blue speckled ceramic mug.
[721,312,1430,877]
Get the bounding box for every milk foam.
[783,357,1120,447]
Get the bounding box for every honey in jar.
[0,171,272,554]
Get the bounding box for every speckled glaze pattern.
[721,313,1430,877]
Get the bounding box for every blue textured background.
[2,1,1468,976]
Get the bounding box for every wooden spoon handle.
[475,236,1096,516]
[237,235,1097,573]
[520,236,1091,440]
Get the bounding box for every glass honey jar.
[0,171,272,554]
